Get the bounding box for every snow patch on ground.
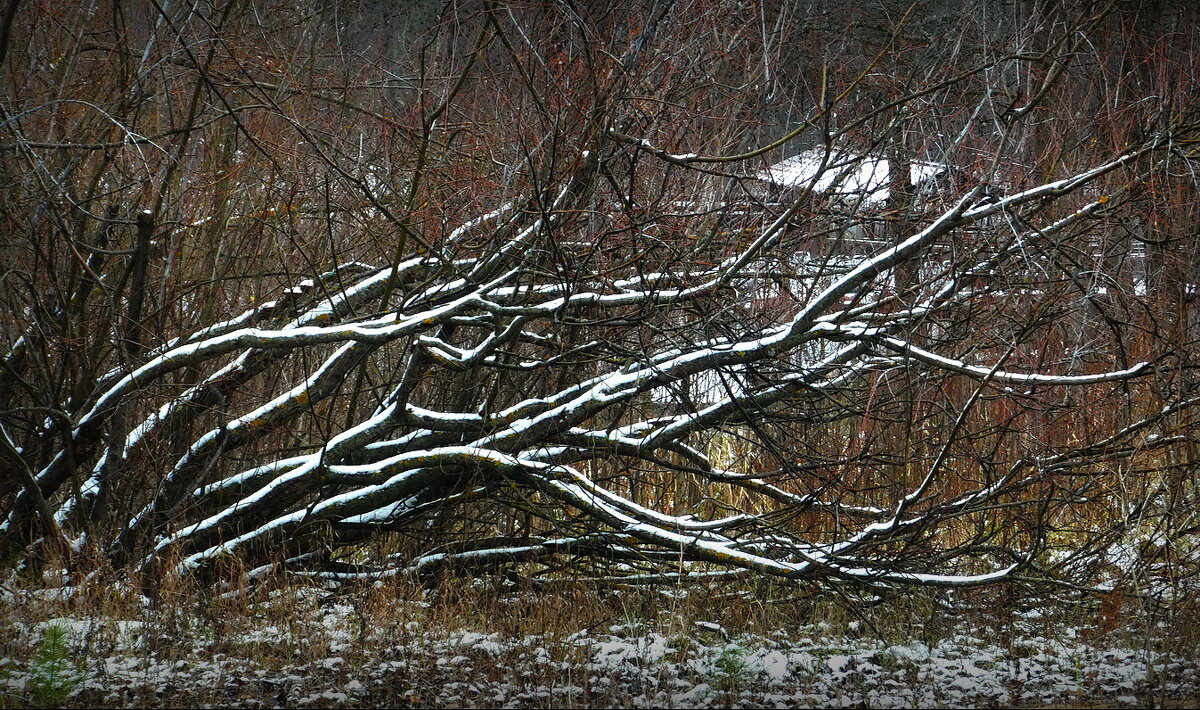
[1,591,1197,707]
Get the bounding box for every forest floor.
[2,570,1199,708]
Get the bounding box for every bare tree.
[2,0,1198,594]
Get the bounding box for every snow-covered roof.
[756,148,946,205]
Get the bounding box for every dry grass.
[2,564,1199,708]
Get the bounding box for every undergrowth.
[1,565,1199,708]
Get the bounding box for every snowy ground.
[3,584,1198,708]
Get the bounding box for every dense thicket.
[2,1,1199,594]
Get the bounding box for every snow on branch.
[5,11,1198,594]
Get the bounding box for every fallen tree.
[2,0,1199,593]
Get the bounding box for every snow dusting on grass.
[0,573,1195,705]
[0,585,1195,705]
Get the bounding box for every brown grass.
[2,561,1198,708]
